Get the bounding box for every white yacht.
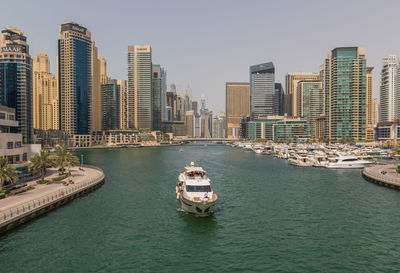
[176,162,218,215]
[326,155,374,169]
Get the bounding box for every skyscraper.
[285,72,319,117]
[161,66,167,121]
[101,79,120,130]
[0,26,33,143]
[58,22,93,135]
[366,67,374,140]
[98,56,109,84]
[372,98,379,126]
[379,55,398,122]
[152,64,161,130]
[127,45,152,130]
[33,53,58,130]
[250,62,275,119]
[185,86,192,111]
[324,47,367,140]
[225,82,250,138]
[117,79,127,129]
[274,83,284,116]
[297,80,323,137]
[91,44,102,132]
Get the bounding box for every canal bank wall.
[362,164,400,190]
[0,165,105,234]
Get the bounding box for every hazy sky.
[2,0,400,113]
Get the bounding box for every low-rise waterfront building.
[247,116,308,142]
[0,106,40,163]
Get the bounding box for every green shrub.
[397,165,400,174]
[53,175,68,182]
[0,193,5,199]
[36,180,50,184]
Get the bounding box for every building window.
[0,113,5,119]
[23,153,27,161]
[16,141,21,148]
[7,142,13,149]
[7,156,13,164]
[15,155,20,162]
[8,114,14,120]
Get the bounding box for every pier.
[362,164,400,190]
[0,165,105,234]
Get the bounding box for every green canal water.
[1,145,400,272]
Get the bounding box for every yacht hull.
[179,194,217,216]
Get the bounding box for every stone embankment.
[0,165,104,234]
[362,164,400,190]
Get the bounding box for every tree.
[29,150,56,181]
[0,157,20,190]
[392,143,400,160]
[54,145,79,174]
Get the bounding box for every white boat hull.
[326,162,373,169]
[179,195,216,215]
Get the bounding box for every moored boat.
[176,162,218,215]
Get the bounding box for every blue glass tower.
[58,22,92,135]
[0,27,33,143]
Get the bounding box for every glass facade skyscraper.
[152,64,161,130]
[324,47,367,140]
[250,62,275,119]
[58,22,93,135]
[101,79,120,130]
[0,27,33,143]
[127,45,152,130]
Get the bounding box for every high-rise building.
[161,66,167,121]
[185,110,194,137]
[379,55,398,122]
[58,22,93,135]
[212,115,225,138]
[250,62,275,119]
[101,79,120,130]
[200,94,208,115]
[91,44,102,132]
[185,86,192,111]
[201,111,212,138]
[297,80,323,137]
[192,101,198,115]
[117,80,127,129]
[372,98,379,126]
[285,72,319,117]
[127,45,152,130]
[0,26,33,143]
[177,94,185,121]
[166,91,177,121]
[98,56,109,84]
[324,47,367,141]
[274,83,284,116]
[226,82,250,138]
[33,53,58,130]
[152,64,162,130]
[366,67,374,140]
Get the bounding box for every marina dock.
[0,165,105,234]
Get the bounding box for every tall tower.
[379,55,397,122]
[185,86,192,111]
[58,22,93,135]
[285,72,319,117]
[117,79,127,129]
[127,45,152,130]
[324,47,367,141]
[225,82,250,138]
[101,79,120,130]
[152,64,161,130]
[33,53,58,130]
[161,66,167,121]
[0,26,33,143]
[250,62,275,119]
[98,56,108,84]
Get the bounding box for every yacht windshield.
[186,185,212,192]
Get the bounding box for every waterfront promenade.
[0,165,104,233]
[363,164,400,189]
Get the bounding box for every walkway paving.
[363,164,400,187]
[0,166,101,211]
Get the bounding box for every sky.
[2,0,400,114]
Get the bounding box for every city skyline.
[3,0,400,113]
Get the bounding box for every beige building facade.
[285,73,319,117]
[226,82,250,138]
[33,53,58,130]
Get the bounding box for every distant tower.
[380,55,398,122]
[250,62,275,119]
[200,94,207,115]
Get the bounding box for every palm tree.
[54,145,80,175]
[29,150,56,181]
[54,145,70,174]
[0,157,20,191]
